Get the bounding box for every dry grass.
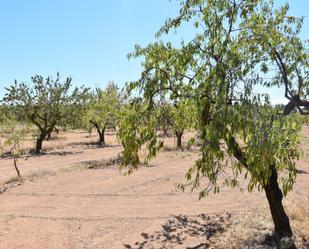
[25,170,57,180]
[3,176,23,185]
[0,176,23,194]
[286,201,309,242]
[0,164,89,195]
[125,205,309,249]
[208,205,309,249]
[0,170,56,194]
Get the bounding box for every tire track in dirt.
[8,192,187,198]
[0,150,265,249]
[0,131,308,248]
[0,214,172,222]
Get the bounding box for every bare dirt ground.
[0,129,308,249]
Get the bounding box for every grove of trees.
[0,0,308,242]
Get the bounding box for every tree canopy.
[87,82,121,145]
[156,99,196,149]
[118,0,308,237]
[2,73,88,153]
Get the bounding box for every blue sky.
[0,0,308,102]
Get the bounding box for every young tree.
[60,87,92,132]
[170,100,196,150]
[156,100,173,137]
[87,82,120,146]
[119,0,307,237]
[2,73,87,153]
[157,100,196,150]
[0,117,29,178]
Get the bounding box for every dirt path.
[0,130,308,248]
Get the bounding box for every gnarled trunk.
[35,133,45,153]
[46,131,51,140]
[163,123,170,137]
[98,127,106,146]
[264,167,293,237]
[46,126,59,140]
[35,125,55,153]
[175,130,183,150]
[90,120,106,146]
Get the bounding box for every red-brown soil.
[0,129,308,248]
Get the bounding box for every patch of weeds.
[26,170,57,181]
[4,176,23,185]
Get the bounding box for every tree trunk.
[13,156,21,177]
[35,133,46,153]
[224,127,294,238]
[176,130,183,150]
[90,120,106,146]
[47,126,59,140]
[264,167,293,237]
[46,131,51,140]
[163,123,169,137]
[98,127,106,146]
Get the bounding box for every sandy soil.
[0,129,308,249]
[0,130,121,184]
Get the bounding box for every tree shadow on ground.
[45,151,83,156]
[24,150,83,158]
[123,213,305,249]
[124,213,231,249]
[258,234,298,249]
[82,160,157,171]
[45,136,65,141]
[0,151,79,160]
[0,143,121,159]
[296,169,308,174]
[78,160,106,169]
[80,154,123,169]
[66,141,120,149]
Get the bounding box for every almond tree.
[171,100,196,150]
[0,116,29,178]
[2,73,87,153]
[87,82,120,146]
[118,0,308,238]
[157,100,196,150]
[155,97,172,137]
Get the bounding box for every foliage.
[118,100,163,173]
[59,88,92,131]
[156,100,173,137]
[118,0,308,235]
[0,116,29,177]
[157,99,197,149]
[87,82,121,145]
[2,73,88,153]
